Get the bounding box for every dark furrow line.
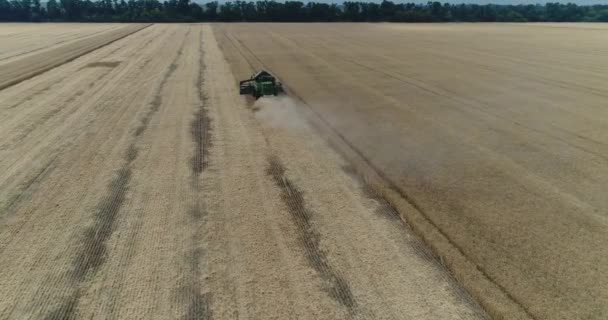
[190,32,212,177]
[0,37,164,263]
[71,165,131,279]
[180,203,212,320]
[266,156,357,314]
[181,27,212,320]
[73,24,186,281]
[42,29,190,320]
[83,61,121,69]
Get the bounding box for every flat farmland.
[0,24,489,319]
[0,23,127,63]
[0,23,149,90]
[215,23,608,320]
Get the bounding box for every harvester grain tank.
[239,70,283,99]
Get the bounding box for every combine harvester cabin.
[239,70,283,99]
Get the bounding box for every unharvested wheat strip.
[215,23,608,320]
[204,25,489,319]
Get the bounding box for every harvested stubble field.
[0,23,488,320]
[215,23,608,320]
[0,23,126,62]
[0,22,606,320]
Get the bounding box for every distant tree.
[379,0,395,20]
[239,1,257,21]
[429,1,443,21]
[204,1,218,20]
[593,8,608,22]
[304,2,337,22]
[342,2,361,21]
[0,1,605,23]
[30,0,44,20]
[0,0,14,20]
[360,2,379,21]
[9,0,31,20]
[60,0,82,20]
[189,2,203,20]
[218,1,238,21]
[497,8,527,22]
[46,0,61,20]
[176,0,189,16]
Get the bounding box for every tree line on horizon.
[1,0,608,23]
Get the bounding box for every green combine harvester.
[239,70,283,99]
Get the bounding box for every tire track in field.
[266,156,358,315]
[43,31,188,320]
[179,28,212,320]
[179,203,212,320]
[190,31,213,177]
